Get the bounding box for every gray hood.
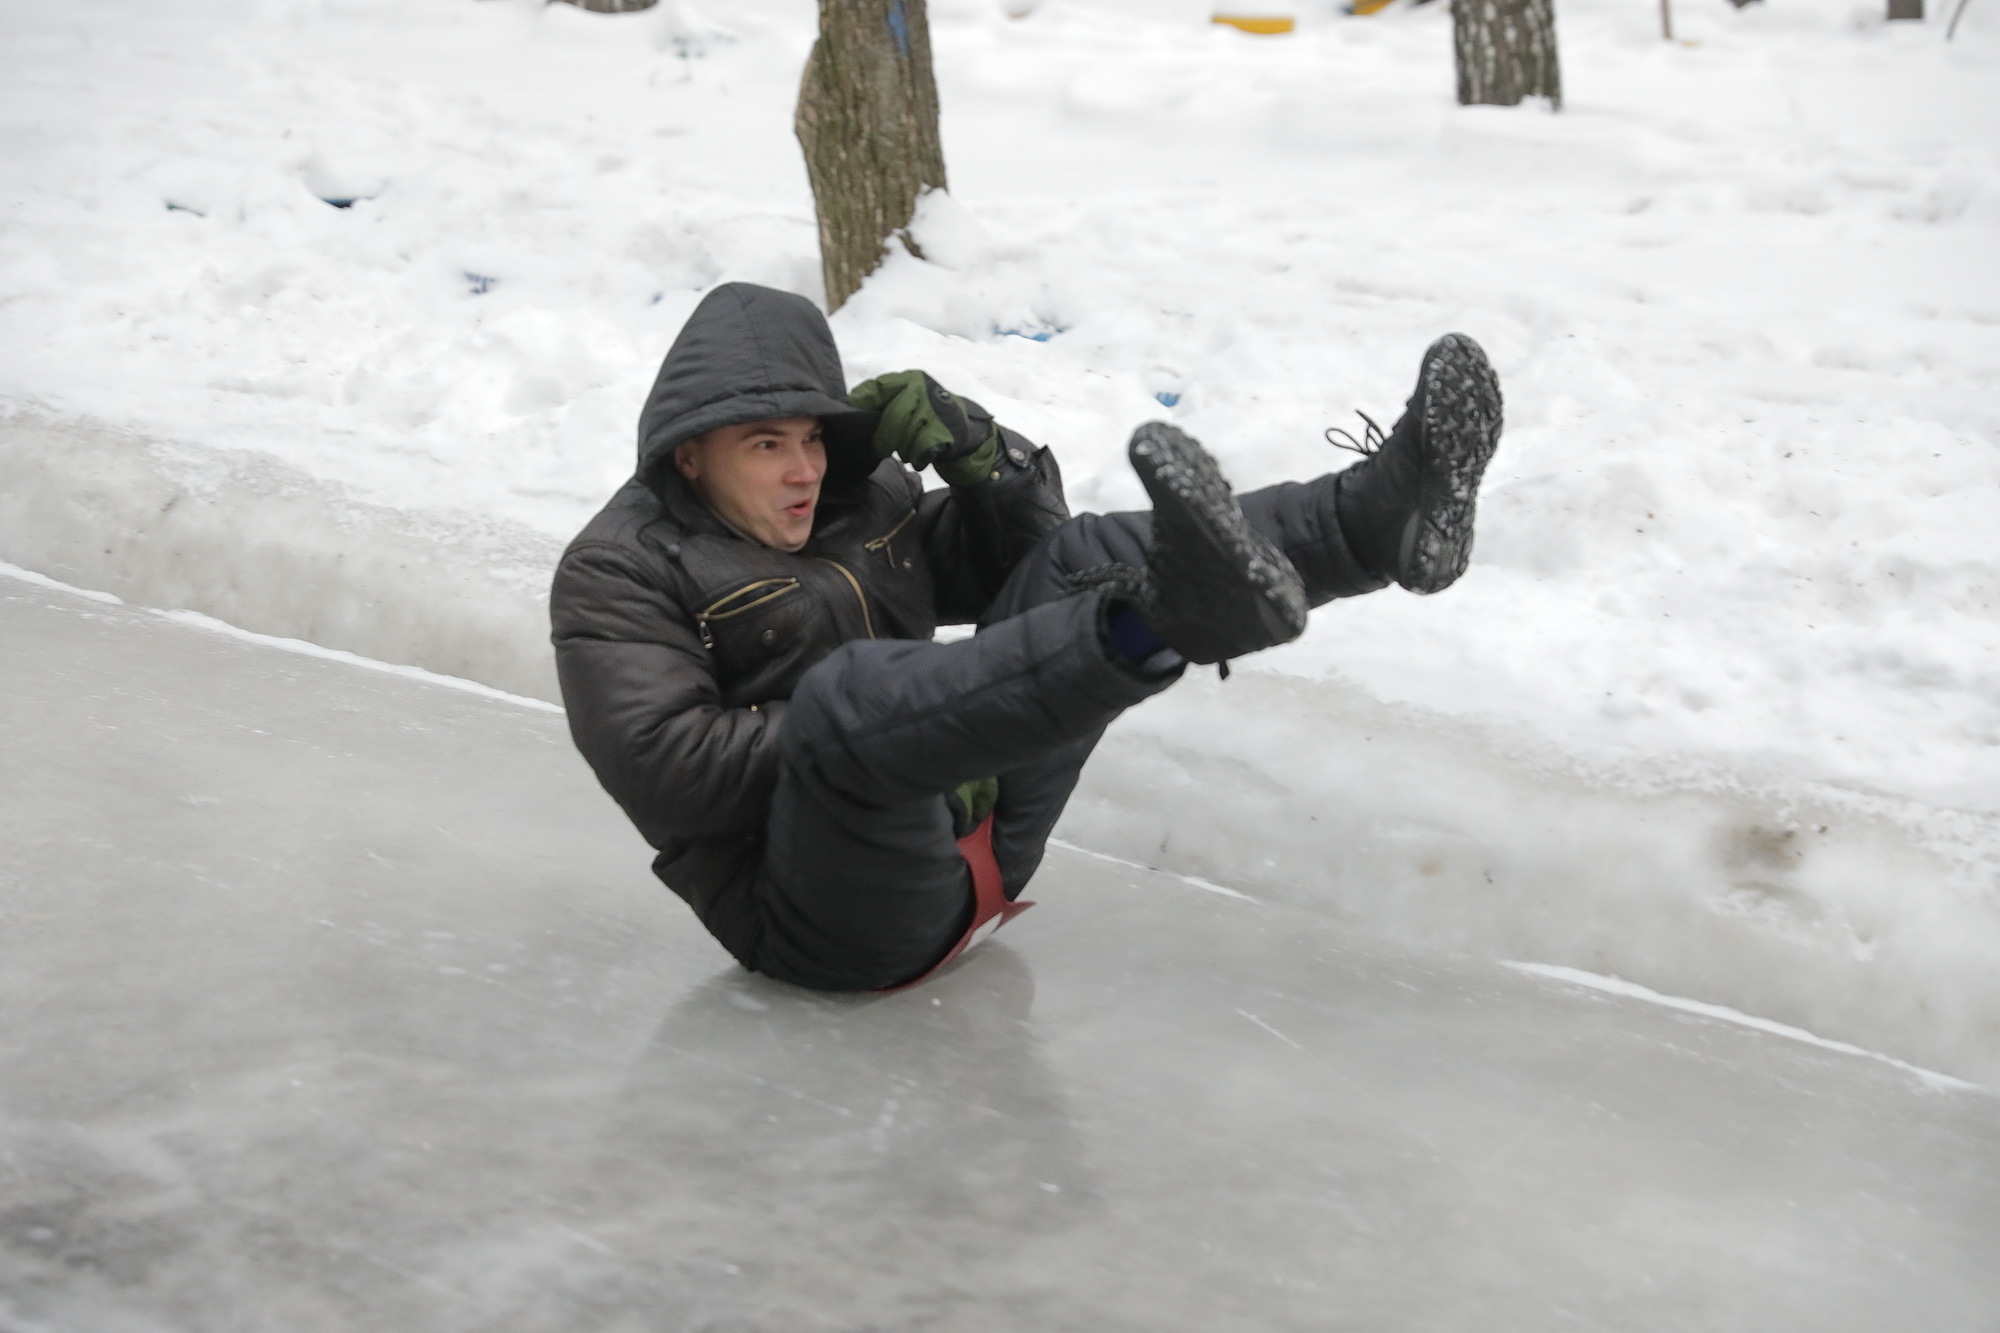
[635,283,880,493]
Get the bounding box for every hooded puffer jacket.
[550,283,1068,961]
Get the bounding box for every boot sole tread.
[1130,423,1308,663]
[1402,333,1503,595]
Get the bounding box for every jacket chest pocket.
[696,578,802,654]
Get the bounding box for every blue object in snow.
[999,328,1055,343]
[887,0,910,57]
[650,292,664,306]
[321,197,358,209]
[1154,392,1181,407]
[465,272,499,296]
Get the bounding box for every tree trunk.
[1453,0,1562,110]
[796,0,948,311]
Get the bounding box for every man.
[552,282,1500,991]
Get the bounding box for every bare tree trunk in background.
[553,0,659,12]
[796,0,948,311]
[1453,0,1563,110]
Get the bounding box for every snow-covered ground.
[2,0,1997,1077]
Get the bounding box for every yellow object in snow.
[1348,0,1396,14]
[1212,13,1297,31]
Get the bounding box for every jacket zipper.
[862,507,917,567]
[818,558,875,640]
[696,578,800,650]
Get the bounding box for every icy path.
[2,579,1996,1330]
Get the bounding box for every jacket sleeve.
[550,540,786,845]
[922,426,1070,624]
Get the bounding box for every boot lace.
[1323,411,1387,458]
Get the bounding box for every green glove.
[946,776,1000,840]
[847,369,1002,488]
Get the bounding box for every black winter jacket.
[550,284,1068,959]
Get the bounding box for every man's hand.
[847,370,1002,488]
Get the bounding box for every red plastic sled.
[878,816,1034,992]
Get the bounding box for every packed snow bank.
[1066,668,2000,1087]
[0,414,561,699]
[2,0,1997,1077]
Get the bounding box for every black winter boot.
[1330,333,1502,595]
[1125,422,1309,665]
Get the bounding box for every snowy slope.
[2,0,1997,1074]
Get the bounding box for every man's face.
[674,416,827,553]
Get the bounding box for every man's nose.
[783,445,825,485]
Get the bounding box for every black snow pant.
[748,472,1386,991]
